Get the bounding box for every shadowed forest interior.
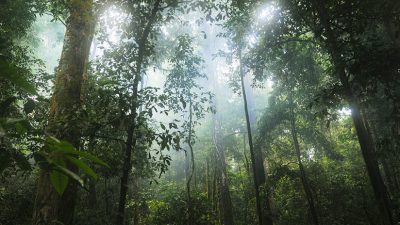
[1,0,400,225]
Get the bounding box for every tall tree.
[32,1,95,224]
[239,45,273,225]
[310,1,394,224]
[164,34,211,225]
[212,84,235,225]
[116,1,163,224]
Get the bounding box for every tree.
[115,1,163,224]
[164,34,212,225]
[32,1,95,224]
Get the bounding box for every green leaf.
[160,123,166,130]
[66,156,98,179]
[180,97,186,109]
[23,99,35,114]
[5,118,25,124]
[62,148,109,168]
[50,170,68,195]
[15,122,27,135]
[55,165,84,187]
[46,136,109,168]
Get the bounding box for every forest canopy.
[0,0,399,225]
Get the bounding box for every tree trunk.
[239,47,273,225]
[382,1,400,49]
[212,101,235,225]
[313,1,394,224]
[32,1,95,224]
[288,91,320,225]
[116,1,162,224]
[132,178,140,225]
[212,165,218,212]
[186,97,195,225]
[206,158,212,200]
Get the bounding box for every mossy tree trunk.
[32,1,95,225]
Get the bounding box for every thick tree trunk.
[288,91,320,225]
[207,44,235,225]
[313,1,394,224]
[32,1,95,225]
[382,1,400,49]
[239,47,273,225]
[116,1,162,224]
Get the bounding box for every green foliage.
[1,1,399,225]
[144,184,216,225]
[36,137,109,194]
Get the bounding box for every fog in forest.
[1,1,399,225]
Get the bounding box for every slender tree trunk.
[186,97,195,225]
[206,158,212,200]
[212,164,218,212]
[288,91,320,225]
[87,134,98,208]
[132,177,140,225]
[313,1,394,224]
[104,177,110,216]
[239,47,273,225]
[116,1,162,224]
[88,178,97,206]
[32,1,95,224]
[117,124,135,225]
[362,108,400,221]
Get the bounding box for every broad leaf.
[50,170,68,195]
[66,156,98,179]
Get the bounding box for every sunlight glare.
[339,107,352,118]
[103,6,127,44]
[256,2,279,24]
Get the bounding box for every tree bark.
[312,1,394,224]
[382,1,400,49]
[116,1,162,225]
[32,1,95,224]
